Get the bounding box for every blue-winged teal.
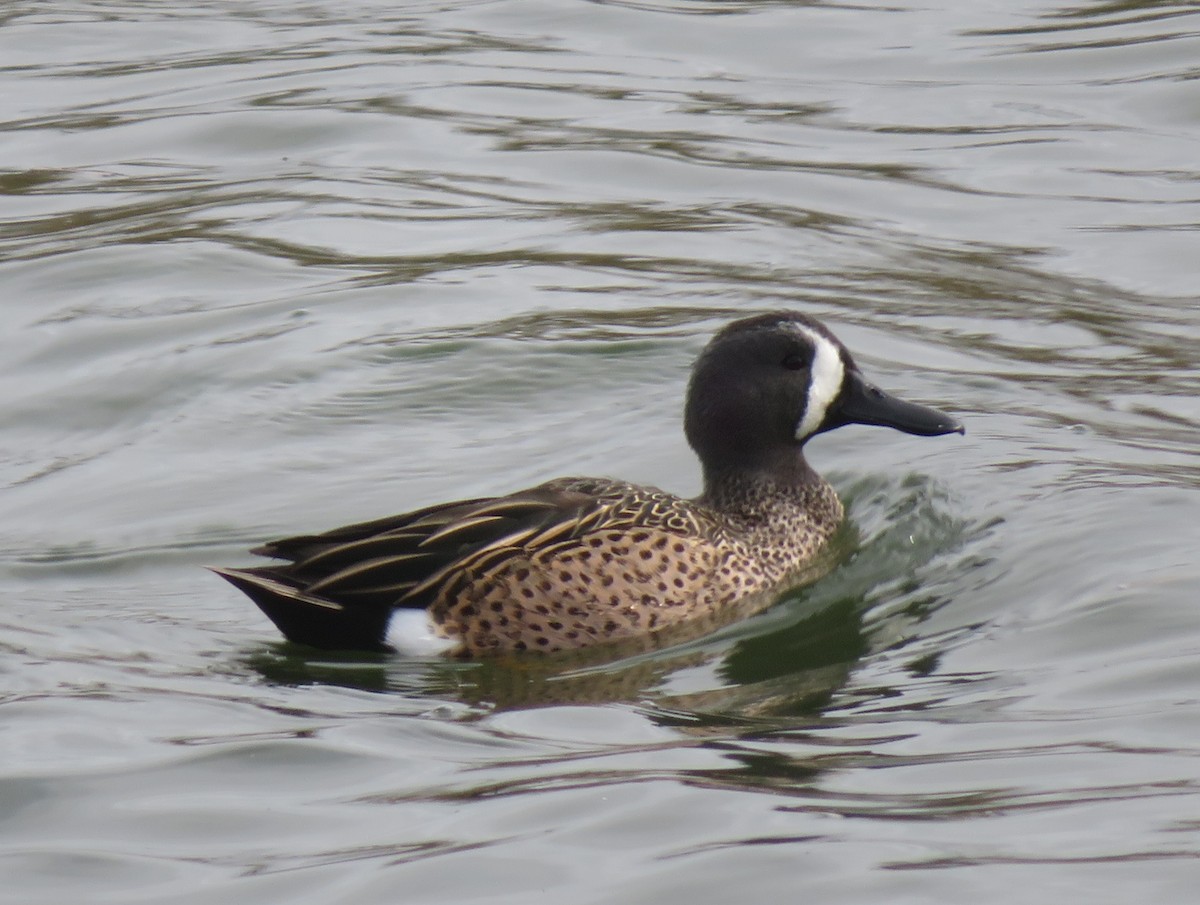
[213,312,962,656]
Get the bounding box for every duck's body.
[214,312,961,656]
[214,472,841,656]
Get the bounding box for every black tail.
[210,567,393,652]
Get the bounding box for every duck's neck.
[698,451,828,523]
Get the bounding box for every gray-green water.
[3,1,1199,902]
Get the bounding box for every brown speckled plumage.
[213,312,961,656]
[426,474,842,655]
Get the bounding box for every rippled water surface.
[3,1,1199,902]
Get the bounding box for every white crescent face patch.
[788,325,846,440]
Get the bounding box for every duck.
[212,311,962,657]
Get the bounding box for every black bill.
[829,370,963,437]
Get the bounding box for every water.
[2,1,1199,902]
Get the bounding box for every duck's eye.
[782,351,810,371]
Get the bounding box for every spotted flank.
[213,311,963,656]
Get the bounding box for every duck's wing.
[211,480,638,651]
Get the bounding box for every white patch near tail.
[386,609,461,657]
[790,327,846,440]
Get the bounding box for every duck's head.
[684,312,963,475]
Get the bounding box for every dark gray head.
[684,312,962,475]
